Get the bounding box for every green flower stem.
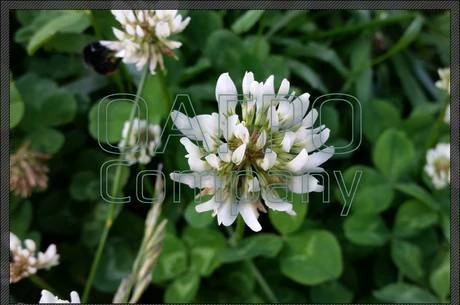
[81,65,150,303]
[157,68,172,110]
[425,95,450,149]
[138,164,155,197]
[29,274,56,294]
[155,68,174,173]
[225,227,279,303]
[245,260,279,303]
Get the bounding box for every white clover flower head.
[10,232,60,283]
[424,143,450,190]
[119,118,162,165]
[170,72,334,232]
[101,10,190,74]
[435,67,450,95]
[39,290,80,304]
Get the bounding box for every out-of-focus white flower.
[10,232,60,283]
[435,67,450,125]
[424,143,450,190]
[444,104,450,125]
[39,290,80,303]
[436,67,450,95]
[119,118,162,165]
[170,72,334,232]
[101,10,190,74]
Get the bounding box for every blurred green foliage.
[10,9,450,303]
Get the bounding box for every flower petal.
[255,130,267,150]
[171,111,202,140]
[258,149,277,170]
[221,114,239,141]
[239,203,262,232]
[205,154,221,170]
[247,176,260,192]
[281,131,296,152]
[277,78,290,97]
[304,146,334,169]
[170,172,220,189]
[216,73,238,115]
[261,189,296,215]
[39,290,58,303]
[233,123,250,144]
[217,198,238,226]
[218,143,232,163]
[242,71,254,95]
[285,149,308,173]
[70,291,80,304]
[196,195,218,213]
[180,137,202,158]
[288,174,324,193]
[302,109,319,128]
[232,143,247,165]
[263,75,275,95]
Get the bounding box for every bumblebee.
[83,41,121,75]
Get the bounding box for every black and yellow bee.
[83,41,121,75]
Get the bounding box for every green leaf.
[153,235,188,282]
[373,283,438,303]
[81,202,112,248]
[182,227,227,277]
[70,171,99,202]
[363,100,401,142]
[10,80,24,129]
[141,73,170,123]
[354,184,394,215]
[269,193,307,235]
[280,229,343,285]
[93,238,135,293]
[279,39,348,77]
[41,91,77,126]
[430,251,450,301]
[88,98,132,144]
[310,281,353,303]
[344,214,390,246]
[440,212,450,243]
[181,58,212,83]
[184,202,214,228]
[220,233,283,263]
[184,11,223,52]
[373,129,415,181]
[303,42,349,77]
[394,200,438,238]
[11,201,32,237]
[27,127,65,154]
[340,165,394,215]
[373,14,424,65]
[16,73,77,128]
[243,36,270,59]
[204,30,244,77]
[391,240,424,281]
[164,272,200,303]
[288,59,327,93]
[231,10,264,34]
[394,183,439,211]
[350,34,372,104]
[44,33,95,54]
[391,53,429,106]
[27,11,90,55]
